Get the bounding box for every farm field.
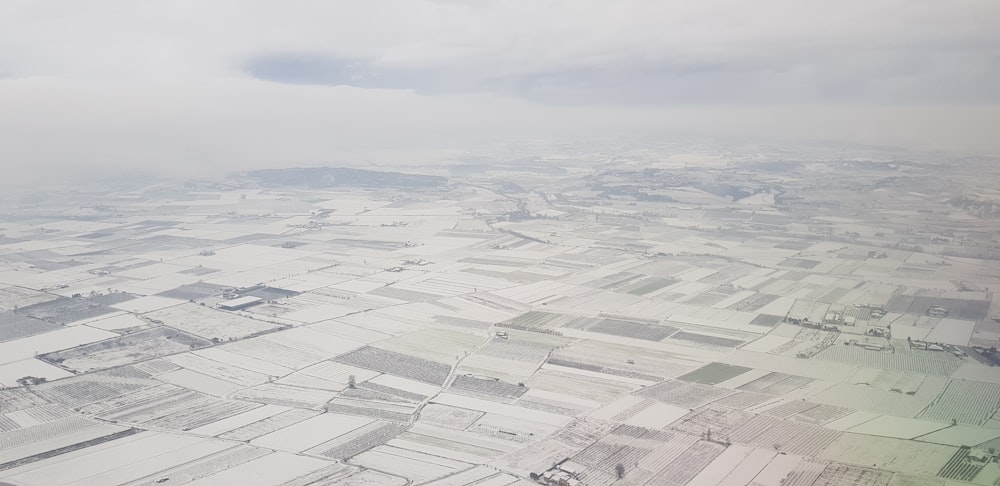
[143,303,285,341]
[1,156,999,486]
[39,327,211,373]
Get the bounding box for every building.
[217,296,263,311]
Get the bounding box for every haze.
[1,0,999,184]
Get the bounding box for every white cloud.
[1,0,998,182]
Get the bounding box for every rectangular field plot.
[0,389,49,414]
[325,398,416,422]
[469,413,561,446]
[811,463,893,486]
[367,374,442,398]
[187,404,291,437]
[601,428,700,475]
[217,408,321,442]
[572,442,655,481]
[528,369,638,403]
[728,415,841,456]
[34,368,163,409]
[0,423,131,471]
[500,311,579,331]
[761,400,824,419]
[648,440,727,486]
[737,451,802,486]
[433,393,573,427]
[110,295,186,314]
[923,319,976,346]
[372,328,484,364]
[386,436,503,464]
[0,414,113,459]
[0,286,59,311]
[335,346,451,386]
[157,368,242,397]
[156,281,228,300]
[819,434,957,477]
[885,295,989,321]
[623,402,689,429]
[420,465,512,486]
[779,459,828,486]
[192,347,295,378]
[451,375,527,399]
[622,277,680,296]
[251,412,373,452]
[219,335,327,371]
[0,325,119,366]
[20,433,245,485]
[165,352,269,387]
[183,451,333,486]
[936,446,990,482]
[111,443,273,485]
[636,380,736,409]
[915,424,1000,447]
[789,404,855,425]
[0,358,75,388]
[738,372,814,395]
[668,331,744,348]
[587,318,678,341]
[144,303,285,340]
[349,445,470,484]
[415,404,484,430]
[476,333,570,362]
[307,421,408,460]
[916,379,1000,425]
[0,431,227,485]
[813,345,963,376]
[729,294,781,313]
[548,340,695,382]
[39,327,211,373]
[847,416,948,439]
[0,311,61,342]
[740,334,794,353]
[232,383,336,410]
[670,406,757,437]
[14,296,119,324]
[262,325,367,365]
[686,445,775,486]
[96,388,262,431]
[886,474,947,486]
[810,382,945,418]
[677,362,753,385]
[277,361,380,392]
[405,423,522,458]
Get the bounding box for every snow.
[185,451,332,486]
[0,326,118,365]
[251,412,373,452]
[624,402,690,429]
[848,415,950,439]
[432,393,573,427]
[0,358,74,387]
[188,404,291,437]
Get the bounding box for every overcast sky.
[2,1,999,183]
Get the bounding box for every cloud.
[5,0,998,103]
[0,0,998,184]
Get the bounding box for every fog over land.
[1,1,999,184]
[2,2,1000,486]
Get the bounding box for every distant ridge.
[245,166,447,189]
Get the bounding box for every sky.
[1,0,999,183]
